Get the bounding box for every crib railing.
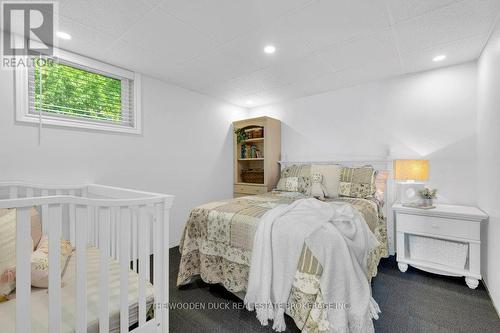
[0,182,174,333]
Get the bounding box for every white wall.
[477,22,500,314]
[0,70,247,247]
[248,62,478,206]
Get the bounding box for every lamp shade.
[393,159,429,181]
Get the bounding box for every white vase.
[422,198,433,206]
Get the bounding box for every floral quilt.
[177,191,388,332]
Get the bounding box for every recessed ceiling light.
[432,55,446,62]
[264,45,276,54]
[56,31,72,40]
[246,100,254,106]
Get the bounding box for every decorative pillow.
[276,176,311,194]
[276,177,299,192]
[310,174,327,199]
[310,164,341,197]
[0,207,43,297]
[0,209,17,296]
[374,170,389,206]
[31,207,42,250]
[297,176,311,195]
[276,164,311,193]
[338,166,377,198]
[31,235,73,288]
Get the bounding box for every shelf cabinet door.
[234,184,267,195]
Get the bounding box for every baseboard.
[395,251,499,317]
[482,279,500,318]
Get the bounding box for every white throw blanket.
[244,198,380,332]
[306,203,380,333]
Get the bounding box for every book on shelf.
[240,144,261,159]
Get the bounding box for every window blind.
[27,57,135,128]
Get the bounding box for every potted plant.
[419,187,437,206]
[234,128,248,144]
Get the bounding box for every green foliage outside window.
[34,61,123,122]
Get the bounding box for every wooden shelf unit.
[241,137,264,143]
[233,116,281,197]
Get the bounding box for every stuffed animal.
[310,173,327,200]
[0,268,15,302]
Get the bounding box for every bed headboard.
[278,160,395,255]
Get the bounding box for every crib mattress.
[0,246,155,333]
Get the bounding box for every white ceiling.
[51,0,500,107]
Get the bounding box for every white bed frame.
[0,182,174,333]
[278,160,395,254]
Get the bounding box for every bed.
[177,185,389,332]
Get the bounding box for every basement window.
[15,49,142,134]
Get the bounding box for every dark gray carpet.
[169,247,500,332]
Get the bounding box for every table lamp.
[394,159,429,204]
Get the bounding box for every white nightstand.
[393,203,488,289]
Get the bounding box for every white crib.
[0,182,174,333]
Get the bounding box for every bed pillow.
[280,164,311,178]
[310,164,341,197]
[31,235,73,288]
[338,166,377,198]
[276,164,311,193]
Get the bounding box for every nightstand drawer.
[396,213,480,241]
[234,184,267,195]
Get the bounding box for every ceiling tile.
[118,8,216,65]
[218,22,315,73]
[55,17,116,61]
[244,84,308,107]
[205,85,256,106]
[159,0,313,44]
[220,68,288,96]
[101,40,185,80]
[263,53,331,86]
[400,35,488,73]
[385,0,460,23]
[280,0,391,50]
[297,57,402,96]
[394,0,500,54]
[60,0,161,38]
[162,48,258,93]
[317,30,400,72]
